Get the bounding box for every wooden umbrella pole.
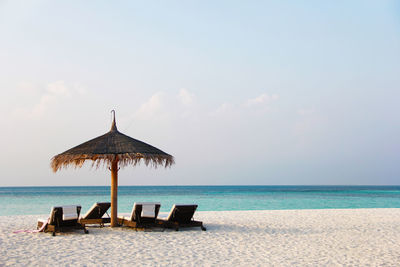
[110,157,119,227]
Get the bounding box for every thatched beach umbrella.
[51,111,174,227]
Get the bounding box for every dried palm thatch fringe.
[51,153,174,172]
[51,112,174,172]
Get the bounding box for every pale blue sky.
[0,0,399,186]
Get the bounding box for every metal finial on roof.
[110,110,118,132]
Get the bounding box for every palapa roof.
[51,113,174,172]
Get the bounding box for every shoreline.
[2,208,400,266]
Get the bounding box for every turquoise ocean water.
[1,186,400,216]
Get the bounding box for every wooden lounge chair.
[79,202,111,228]
[37,205,88,236]
[118,202,161,230]
[158,204,206,231]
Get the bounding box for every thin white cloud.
[31,93,56,116]
[210,103,234,116]
[133,90,279,122]
[46,81,71,97]
[245,93,279,107]
[30,81,70,117]
[17,81,87,118]
[134,92,165,120]
[134,89,197,122]
[177,88,195,106]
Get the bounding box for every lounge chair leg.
[201,226,206,231]
[52,231,56,236]
[84,229,89,234]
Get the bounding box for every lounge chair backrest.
[130,202,161,223]
[167,204,198,224]
[82,202,111,219]
[49,205,81,227]
[63,206,78,220]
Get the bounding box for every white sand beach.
[1,208,400,266]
